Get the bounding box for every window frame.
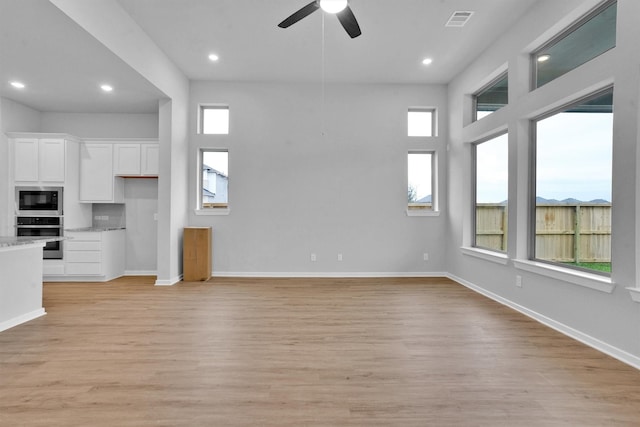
[198,104,230,135]
[472,131,509,253]
[197,147,230,215]
[529,86,614,276]
[406,150,438,216]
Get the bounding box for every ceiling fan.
[278,0,362,39]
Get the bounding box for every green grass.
[563,262,611,273]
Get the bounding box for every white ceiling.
[0,0,541,114]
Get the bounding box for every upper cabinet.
[13,137,66,183]
[79,143,124,203]
[114,142,159,177]
[80,140,158,203]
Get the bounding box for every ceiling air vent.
[446,11,474,27]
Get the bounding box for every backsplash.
[92,204,126,228]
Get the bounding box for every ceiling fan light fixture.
[319,0,347,14]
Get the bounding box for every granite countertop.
[65,227,126,232]
[0,236,66,248]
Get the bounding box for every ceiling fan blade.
[336,5,361,38]
[278,1,320,28]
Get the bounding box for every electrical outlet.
[337,253,343,261]
[423,253,429,261]
[311,253,317,262]
[516,276,523,288]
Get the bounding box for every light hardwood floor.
[2,276,640,426]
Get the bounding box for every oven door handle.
[16,225,62,229]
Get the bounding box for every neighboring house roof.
[202,188,215,197]
[203,164,228,178]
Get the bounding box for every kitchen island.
[0,236,64,332]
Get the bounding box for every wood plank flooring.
[2,276,640,426]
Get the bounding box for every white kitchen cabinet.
[141,143,159,176]
[13,138,65,183]
[114,142,159,176]
[64,229,125,281]
[79,143,124,203]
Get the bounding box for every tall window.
[199,105,229,134]
[408,108,435,137]
[533,88,613,274]
[407,152,434,211]
[200,149,229,209]
[474,133,508,252]
[534,1,616,89]
[473,73,508,121]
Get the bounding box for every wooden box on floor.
[183,227,212,281]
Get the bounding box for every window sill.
[194,208,230,216]
[406,209,440,217]
[626,287,640,303]
[461,247,509,265]
[513,259,614,293]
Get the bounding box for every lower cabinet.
[64,230,125,281]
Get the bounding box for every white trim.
[211,271,448,279]
[626,287,640,303]
[0,309,46,333]
[155,275,182,286]
[194,208,230,216]
[448,273,640,370]
[461,246,509,265]
[406,209,440,217]
[513,259,614,293]
[124,270,158,276]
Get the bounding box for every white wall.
[189,81,448,275]
[41,113,158,138]
[0,98,42,235]
[124,178,158,274]
[447,0,640,365]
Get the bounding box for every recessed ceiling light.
[319,0,347,14]
[10,81,25,89]
[422,58,433,66]
[100,84,114,92]
[208,53,219,62]
[537,54,551,62]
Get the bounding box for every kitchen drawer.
[65,251,101,263]
[66,241,101,251]
[66,262,102,275]
[66,232,101,241]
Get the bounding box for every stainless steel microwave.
[15,186,63,216]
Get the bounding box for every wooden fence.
[476,203,611,262]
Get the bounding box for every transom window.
[408,108,435,137]
[473,72,508,121]
[533,1,616,89]
[199,105,229,135]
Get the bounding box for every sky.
[203,151,228,175]
[475,112,613,203]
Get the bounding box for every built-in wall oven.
[15,186,63,216]
[16,216,64,259]
[15,187,64,259]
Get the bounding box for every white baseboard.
[447,273,640,370]
[155,274,182,286]
[211,271,448,278]
[124,270,157,276]
[0,309,46,333]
